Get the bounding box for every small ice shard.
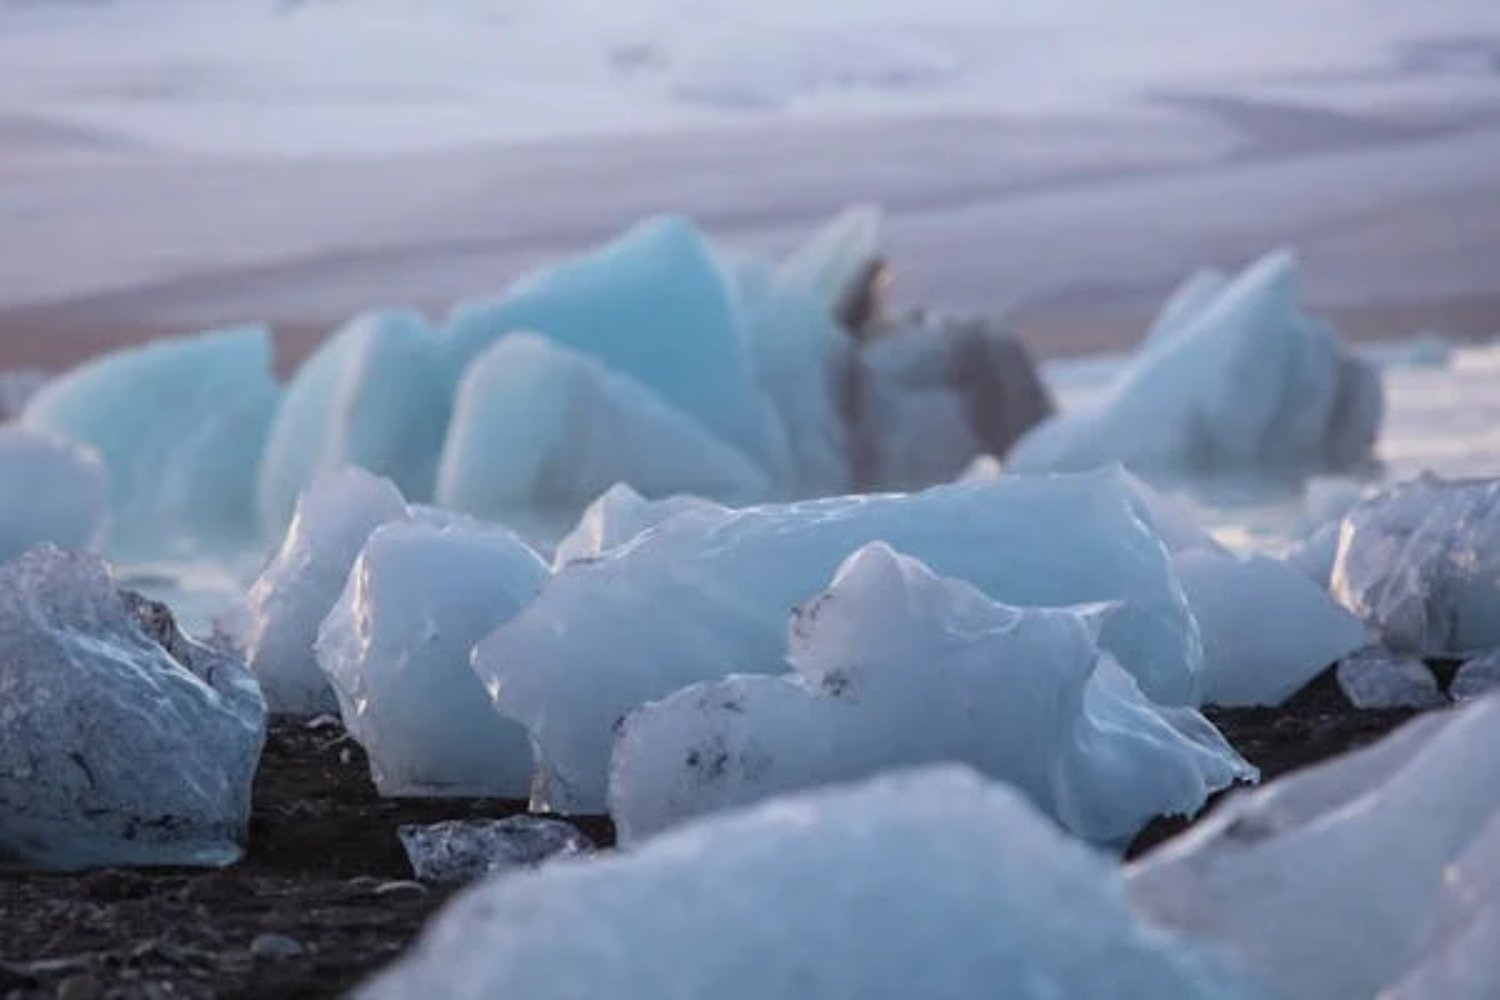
[435,334,768,538]
[1336,646,1447,709]
[475,467,1204,814]
[398,817,592,884]
[362,767,1261,1000]
[551,484,724,568]
[610,544,1252,846]
[1009,251,1382,477]
[0,547,265,870]
[1451,650,1500,702]
[244,468,410,716]
[442,216,777,468]
[0,427,109,562]
[775,204,883,327]
[1129,693,1500,1000]
[257,310,450,537]
[0,369,50,420]
[316,518,548,797]
[22,326,279,552]
[1331,474,1500,657]
[1175,549,1367,707]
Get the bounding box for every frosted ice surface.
[1175,549,1367,707]
[399,818,592,884]
[22,326,278,553]
[1451,649,1500,702]
[551,484,724,568]
[243,468,410,715]
[316,518,548,797]
[257,310,450,537]
[610,544,1252,846]
[0,427,109,562]
[442,216,776,467]
[1129,694,1500,999]
[435,334,768,538]
[474,467,1204,813]
[0,547,265,870]
[363,767,1262,1000]
[1331,474,1500,657]
[1336,646,1446,710]
[1009,251,1381,478]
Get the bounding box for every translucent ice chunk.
[610,544,1252,846]
[317,518,548,797]
[435,333,769,538]
[23,326,279,552]
[0,427,109,562]
[258,310,450,537]
[0,547,265,870]
[475,467,1203,813]
[551,484,725,568]
[1451,649,1500,702]
[1336,646,1446,710]
[398,817,592,884]
[774,204,883,320]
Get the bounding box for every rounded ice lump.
[316,517,548,797]
[361,767,1262,1000]
[475,467,1205,814]
[610,543,1253,846]
[0,426,109,562]
[0,547,265,870]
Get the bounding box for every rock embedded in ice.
[610,544,1252,846]
[244,468,410,716]
[23,326,279,552]
[1336,646,1447,709]
[362,767,1261,1000]
[475,467,1204,813]
[398,817,592,884]
[1009,251,1382,478]
[257,310,450,537]
[1174,549,1367,707]
[1331,474,1500,657]
[1451,649,1500,702]
[443,216,776,468]
[316,518,548,797]
[1129,693,1500,999]
[0,547,265,870]
[0,427,110,562]
[435,333,768,539]
[551,484,724,568]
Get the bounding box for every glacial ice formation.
[1174,549,1366,707]
[550,484,724,568]
[22,326,279,552]
[0,547,265,870]
[1129,692,1500,999]
[1009,251,1382,478]
[474,467,1204,813]
[243,468,411,715]
[362,767,1261,1000]
[1336,646,1446,710]
[610,544,1252,846]
[398,818,592,884]
[442,216,777,469]
[316,517,548,797]
[435,333,768,537]
[0,426,110,562]
[1330,474,1500,657]
[257,310,450,537]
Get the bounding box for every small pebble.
[250,933,305,961]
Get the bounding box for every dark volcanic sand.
[0,679,1437,999]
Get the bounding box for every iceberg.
[316,518,548,797]
[474,467,1204,813]
[1129,693,1500,1000]
[1330,474,1500,657]
[610,544,1252,846]
[1009,252,1382,478]
[1174,549,1367,707]
[22,326,279,553]
[257,310,450,537]
[0,547,265,870]
[243,468,410,715]
[551,484,724,568]
[362,767,1261,1000]
[434,334,769,538]
[442,216,776,468]
[0,427,109,562]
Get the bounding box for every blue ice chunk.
[0,427,110,562]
